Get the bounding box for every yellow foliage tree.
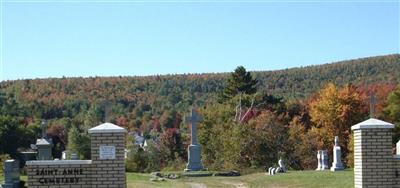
[309,83,366,166]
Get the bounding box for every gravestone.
[397,140,400,155]
[268,167,273,175]
[269,167,276,175]
[184,108,204,172]
[316,150,322,170]
[1,159,20,188]
[321,150,329,170]
[278,158,286,172]
[61,150,68,160]
[35,120,52,160]
[70,153,78,160]
[316,150,329,170]
[36,139,51,160]
[267,158,286,175]
[330,136,344,171]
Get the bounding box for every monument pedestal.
[330,146,344,171]
[184,144,203,172]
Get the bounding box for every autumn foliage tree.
[309,83,366,166]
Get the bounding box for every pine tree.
[220,66,258,101]
[67,127,80,159]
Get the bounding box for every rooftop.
[351,118,394,130]
[88,122,126,134]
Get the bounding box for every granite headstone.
[330,136,344,171]
[1,159,20,188]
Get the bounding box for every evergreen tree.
[220,66,258,101]
[67,127,80,159]
[383,85,400,143]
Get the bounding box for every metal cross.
[185,107,202,145]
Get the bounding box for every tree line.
[0,54,399,172]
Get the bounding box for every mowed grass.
[127,169,354,188]
[0,169,354,188]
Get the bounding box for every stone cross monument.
[36,120,52,160]
[369,93,376,118]
[330,136,344,171]
[184,108,204,172]
[40,120,47,138]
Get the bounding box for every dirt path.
[222,181,248,188]
[188,182,207,188]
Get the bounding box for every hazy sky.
[1,0,399,81]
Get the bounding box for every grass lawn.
[127,169,354,188]
[0,169,354,188]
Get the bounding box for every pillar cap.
[351,118,394,130]
[36,138,51,145]
[88,122,126,133]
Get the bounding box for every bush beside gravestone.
[0,154,10,177]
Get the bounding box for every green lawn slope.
[127,169,354,188]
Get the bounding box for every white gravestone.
[61,150,68,160]
[331,136,344,171]
[316,150,322,170]
[268,167,273,175]
[184,108,204,172]
[321,150,329,170]
[278,158,286,172]
[99,145,116,160]
[316,150,329,170]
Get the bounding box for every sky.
[0,0,399,81]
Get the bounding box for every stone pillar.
[396,140,400,155]
[351,118,395,188]
[89,122,127,188]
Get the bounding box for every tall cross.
[104,100,112,123]
[185,108,202,145]
[369,92,376,118]
[40,120,47,138]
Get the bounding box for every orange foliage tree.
[309,83,366,166]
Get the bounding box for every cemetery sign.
[26,122,127,188]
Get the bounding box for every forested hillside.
[254,54,399,98]
[0,54,399,171]
[1,54,398,119]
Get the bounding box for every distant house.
[133,132,148,151]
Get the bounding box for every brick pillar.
[89,122,126,188]
[351,118,395,188]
